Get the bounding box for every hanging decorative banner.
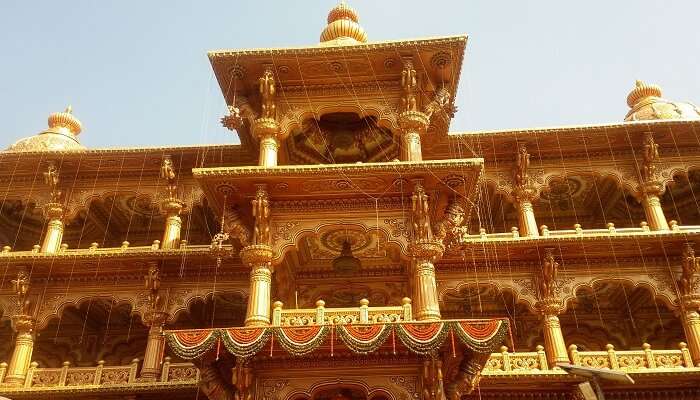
[274,325,330,356]
[164,319,509,359]
[165,329,219,359]
[395,322,449,355]
[220,327,271,358]
[337,323,391,354]
[451,319,508,353]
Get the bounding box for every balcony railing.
[272,298,413,326]
[0,357,198,390]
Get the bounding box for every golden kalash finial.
[625,80,700,121]
[319,1,368,45]
[7,105,86,151]
[626,80,663,108]
[47,105,83,136]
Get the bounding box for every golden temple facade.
[1,3,700,399]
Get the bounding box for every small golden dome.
[8,106,86,152]
[625,80,700,121]
[320,2,367,46]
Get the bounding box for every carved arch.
[282,379,400,400]
[278,103,400,140]
[560,277,678,314]
[438,280,539,314]
[34,293,142,331]
[166,287,248,325]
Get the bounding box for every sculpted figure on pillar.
[641,132,659,183]
[232,361,254,400]
[401,59,418,112]
[43,161,61,203]
[252,185,271,246]
[424,85,456,120]
[433,197,465,242]
[144,262,164,314]
[538,248,559,301]
[514,143,530,188]
[412,183,432,242]
[680,243,699,297]
[259,66,276,119]
[12,269,31,315]
[160,156,178,199]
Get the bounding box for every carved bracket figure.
[401,58,418,113]
[43,161,62,204]
[12,268,31,316]
[252,185,271,246]
[259,65,277,120]
[537,248,559,301]
[160,155,178,199]
[433,197,465,244]
[411,182,433,242]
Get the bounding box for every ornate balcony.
[271,298,413,326]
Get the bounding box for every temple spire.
[319,1,367,45]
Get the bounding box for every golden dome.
[320,2,367,46]
[625,80,700,122]
[8,106,86,152]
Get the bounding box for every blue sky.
[2,1,699,148]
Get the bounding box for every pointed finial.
[65,105,72,114]
[627,80,663,108]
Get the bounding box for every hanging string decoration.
[220,327,271,358]
[336,323,391,354]
[166,329,220,359]
[273,325,330,357]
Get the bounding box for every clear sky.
[2,1,699,149]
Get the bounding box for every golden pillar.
[141,311,168,380]
[514,190,539,237]
[40,202,65,253]
[5,315,35,386]
[640,185,669,231]
[240,245,274,326]
[398,111,429,162]
[410,241,444,321]
[680,304,700,366]
[161,198,185,249]
[252,119,281,167]
[679,244,700,365]
[537,300,569,366]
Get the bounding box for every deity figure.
[514,143,530,187]
[231,363,254,400]
[259,67,276,119]
[680,244,699,296]
[401,60,417,112]
[160,156,177,199]
[144,263,163,311]
[44,161,61,203]
[412,183,432,241]
[434,197,465,241]
[12,269,30,314]
[252,186,271,245]
[538,249,559,300]
[641,132,659,182]
[424,86,456,119]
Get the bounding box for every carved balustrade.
[271,298,413,326]
[0,358,198,389]
[482,345,549,373]
[568,343,694,371]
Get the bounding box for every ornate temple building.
[2,3,700,399]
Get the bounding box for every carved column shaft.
[411,241,444,321]
[241,245,274,326]
[680,307,700,366]
[517,199,539,237]
[141,313,168,380]
[41,203,65,253]
[401,130,422,162]
[642,193,669,231]
[5,316,35,385]
[161,200,184,249]
[259,135,280,167]
[399,111,429,162]
[542,313,569,366]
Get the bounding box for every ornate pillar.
[398,59,428,162]
[253,65,282,167]
[5,269,34,386]
[241,245,273,326]
[40,161,66,253]
[241,185,274,326]
[159,156,186,249]
[679,243,700,365]
[638,132,669,231]
[512,144,539,237]
[409,182,443,321]
[535,249,569,366]
[140,262,168,381]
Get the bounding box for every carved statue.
[252,186,271,245]
[514,143,530,187]
[424,86,456,119]
[680,243,699,296]
[199,363,234,400]
[433,197,465,241]
[412,183,432,241]
[401,59,418,112]
[231,361,254,400]
[224,208,252,247]
[11,269,30,315]
[422,359,444,400]
[538,248,559,300]
[44,161,61,203]
[144,262,163,312]
[259,67,276,119]
[160,156,177,199]
[641,132,659,182]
